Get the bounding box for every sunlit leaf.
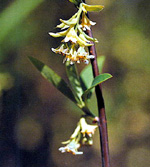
[82,73,112,101]
[28,56,77,103]
[80,56,105,90]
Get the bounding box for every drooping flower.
[51,44,69,55]
[65,45,78,64]
[63,27,78,43]
[80,12,96,31]
[62,27,93,47]
[59,117,98,155]
[56,13,78,30]
[59,124,83,155]
[49,2,103,65]
[59,139,83,155]
[80,117,97,137]
[61,45,95,64]
[77,46,95,64]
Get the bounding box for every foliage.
[29,56,112,117]
[28,0,113,156]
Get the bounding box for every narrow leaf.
[66,62,84,104]
[28,56,77,103]
[82,73,112,101]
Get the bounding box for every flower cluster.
[49,3,104,65]
[59,117,98,155]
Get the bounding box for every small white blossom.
[63,27,78,43]
[80,118,97,137]
[59,140,83,155]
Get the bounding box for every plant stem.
[88,29,110,167]
[82,1,111,166]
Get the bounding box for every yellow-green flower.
[82,3,104,13]
[49,29,68,38]
[62,27,92,46]
[80,12,96,31]
[63,27,78,43]
[56,13,78,30]
[49,2,104,65]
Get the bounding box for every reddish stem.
[83,3,111,167]
[88,30,110,167]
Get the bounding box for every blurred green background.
[0,0,150,166]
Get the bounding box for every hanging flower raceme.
[59,117,98,155]
[49,2,104,65]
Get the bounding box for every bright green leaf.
[82,73,112,101]
[28,56,77,103]
[80,56,106,90]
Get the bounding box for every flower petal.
[82,3,104,12]
[80,12,96,30]
[56,23,69,30]
[49,29,68,38]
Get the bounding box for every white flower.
[59,140,83,155]
[76,46,95,64]
[51,44,69,55]
[63,27,78,43]
[80,118,97,137]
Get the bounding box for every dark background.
[0,0,150,166]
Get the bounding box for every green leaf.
[65,62,84,105]
[80,56,106,90]
[0,0,43,43]
[28,56,77,103]
[82,73,112,101]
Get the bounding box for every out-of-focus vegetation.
[0,0,150,166]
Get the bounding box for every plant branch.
[88,29,110,167]
[83,1,111,166]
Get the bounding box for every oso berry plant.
[29,0,111,166]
